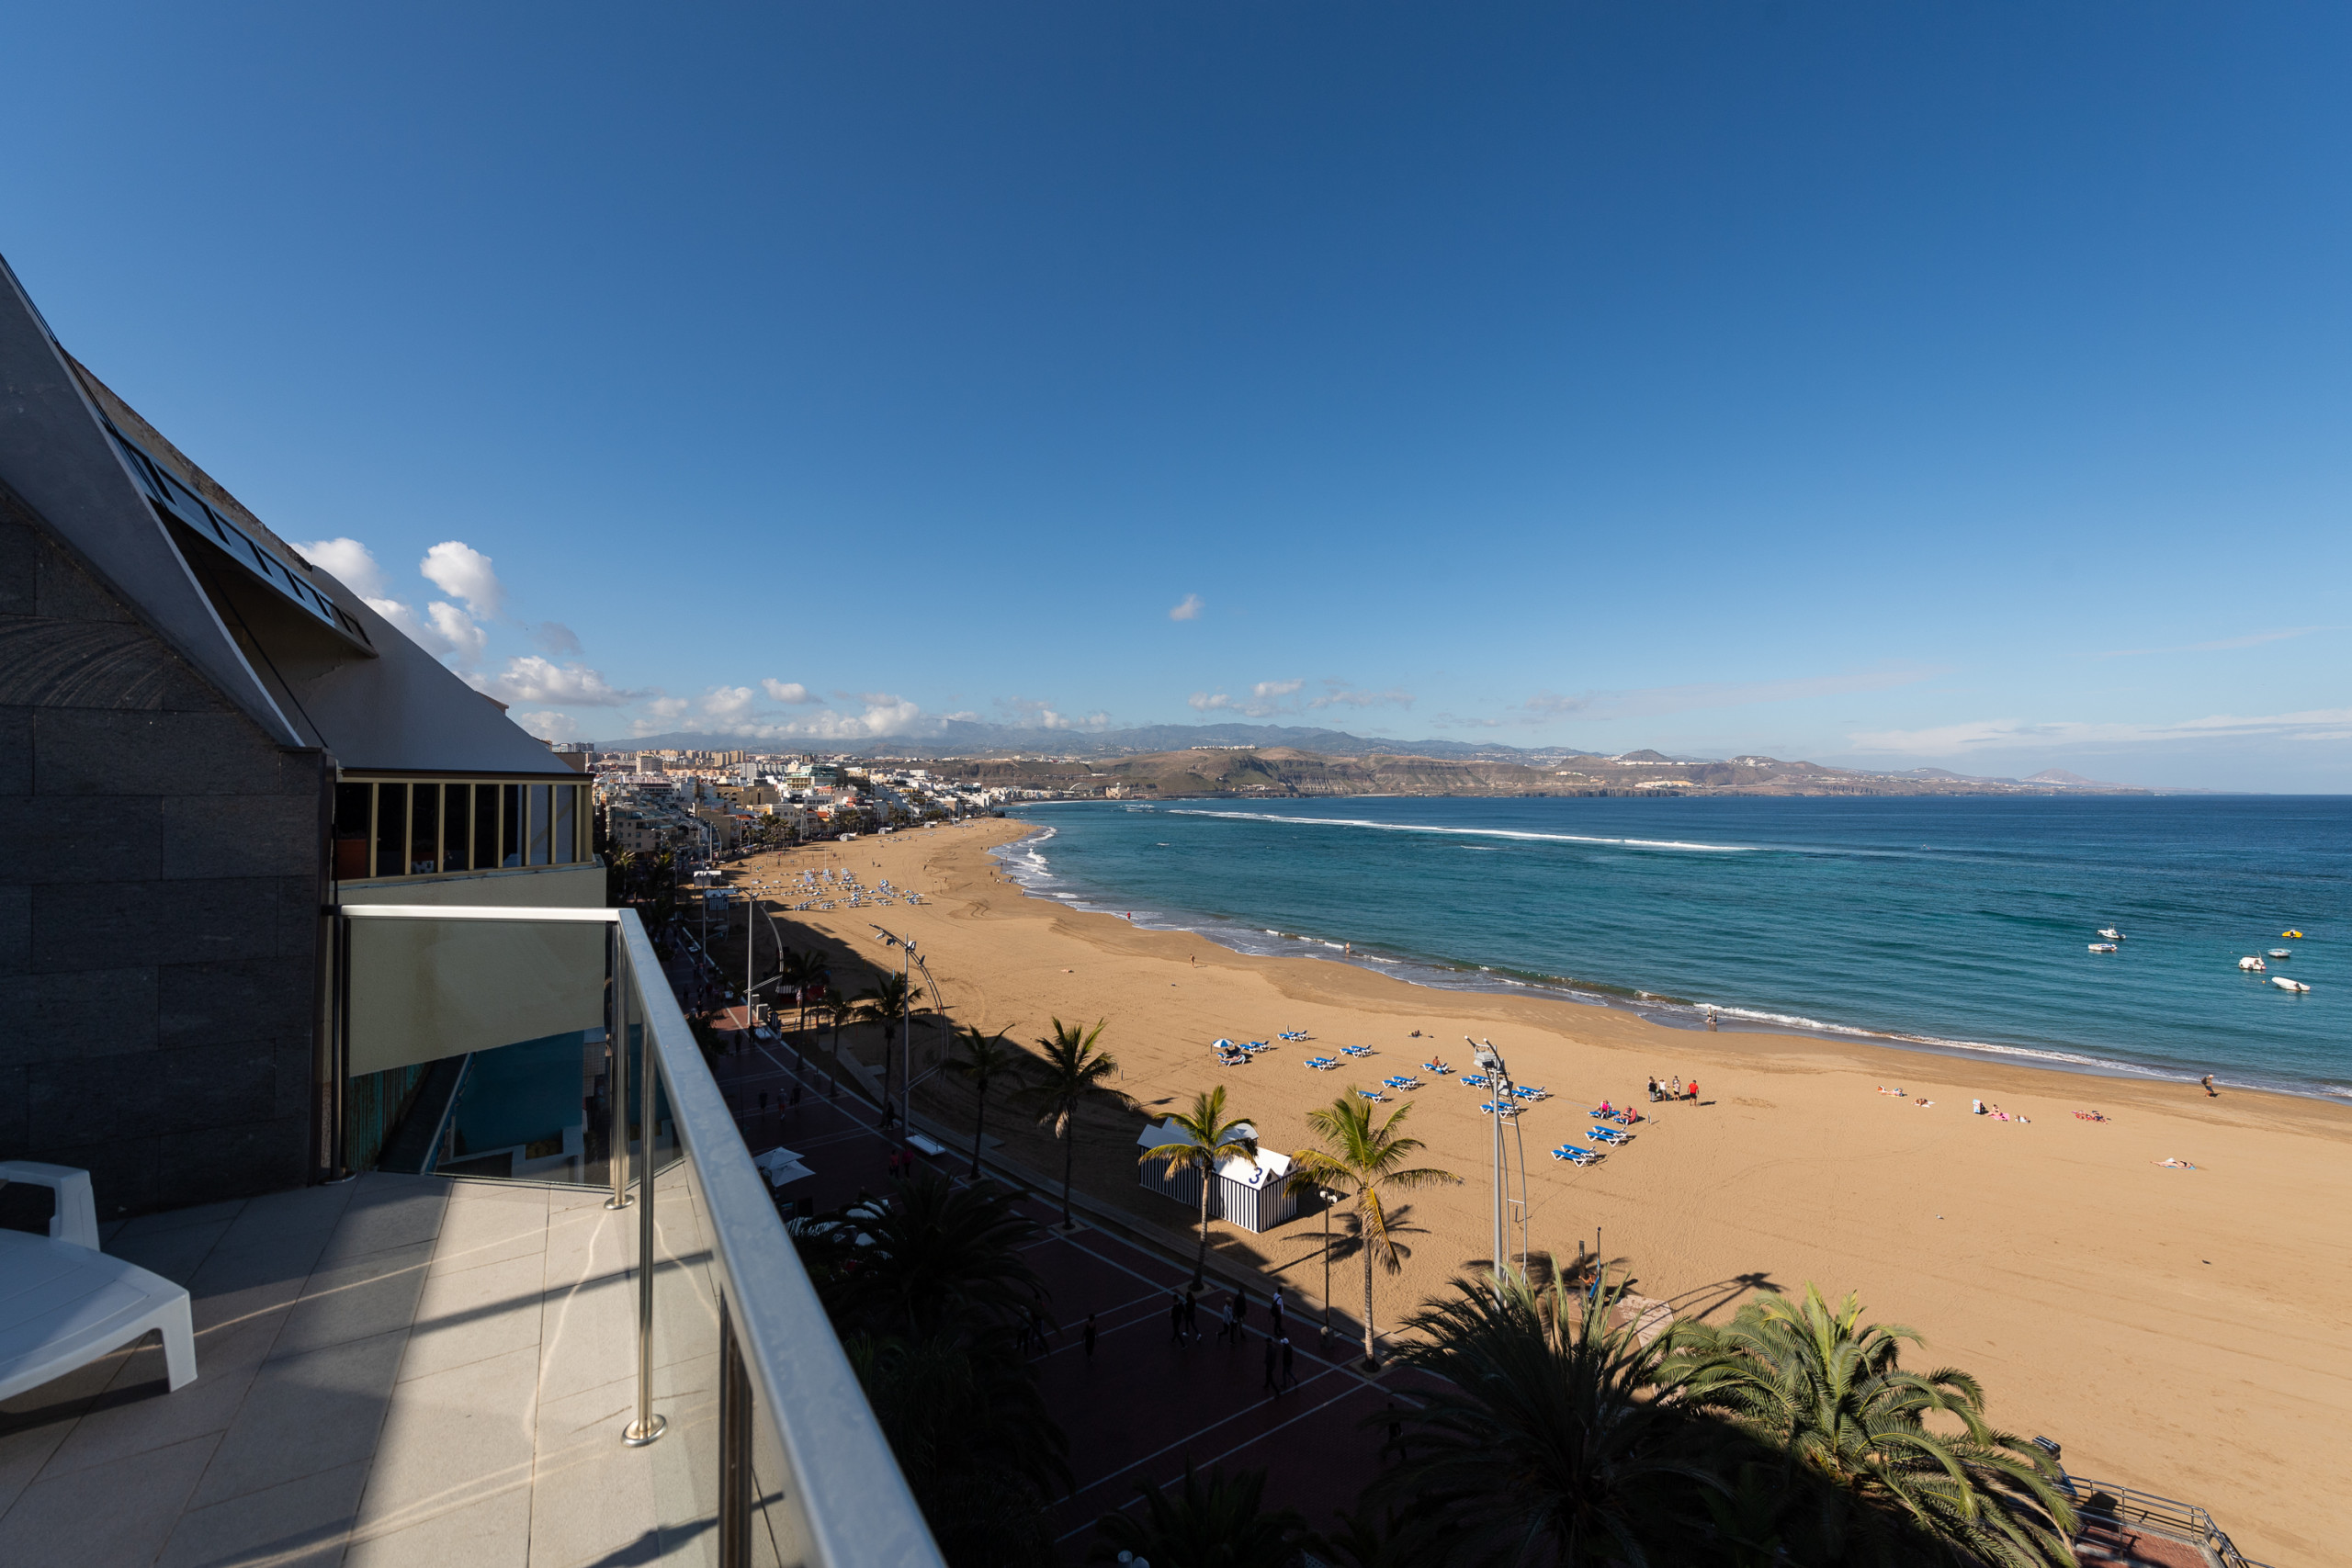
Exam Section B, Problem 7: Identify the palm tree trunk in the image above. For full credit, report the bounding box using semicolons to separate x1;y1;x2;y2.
1059;1125;1076;1230
1362;1241;1378;1369
970;1082;986;1179
1193;1161;1211;1290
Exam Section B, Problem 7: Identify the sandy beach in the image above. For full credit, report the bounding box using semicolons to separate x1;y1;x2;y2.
732;818;2350;1562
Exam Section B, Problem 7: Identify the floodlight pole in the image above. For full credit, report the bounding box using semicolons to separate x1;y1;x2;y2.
871;925;919;1150
1469;1036;1509;1300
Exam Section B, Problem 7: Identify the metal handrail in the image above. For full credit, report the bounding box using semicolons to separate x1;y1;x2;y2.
340;903;944;1566
2062;1475;2275;1568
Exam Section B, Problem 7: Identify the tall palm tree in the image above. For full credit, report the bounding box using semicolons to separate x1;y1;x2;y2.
1139;1085;1258;1291
1386;1267;1724;1567
1090;1463;1305;1568
1286;1094;1456;1368
777;947;827;1032
801;1167;1048;1339
947;1024;1022;1179
1666;1284;2077;1566
1017;1018;1125;1230
853;971;923;1131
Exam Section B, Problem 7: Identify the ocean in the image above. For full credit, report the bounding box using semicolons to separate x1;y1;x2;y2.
995;795;2349;1100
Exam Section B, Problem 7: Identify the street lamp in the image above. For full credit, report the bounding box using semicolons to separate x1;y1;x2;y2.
1319;1186;1340;1349
869;924;933;1149
1469;1035;1513;1299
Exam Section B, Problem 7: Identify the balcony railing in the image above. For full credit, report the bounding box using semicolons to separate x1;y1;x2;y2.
337;903;944;1568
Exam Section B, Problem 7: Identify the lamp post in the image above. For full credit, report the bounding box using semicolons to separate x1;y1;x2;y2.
870;924;926;1150
1469;1035;1510;1299
1319;1186;1340;1348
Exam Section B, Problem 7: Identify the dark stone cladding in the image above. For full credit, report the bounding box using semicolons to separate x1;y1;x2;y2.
0;488;324;1216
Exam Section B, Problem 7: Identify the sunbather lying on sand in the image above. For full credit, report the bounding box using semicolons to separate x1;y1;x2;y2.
2153;1156;2198;1169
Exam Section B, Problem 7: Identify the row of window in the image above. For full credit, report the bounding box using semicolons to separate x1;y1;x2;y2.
334;778;593;880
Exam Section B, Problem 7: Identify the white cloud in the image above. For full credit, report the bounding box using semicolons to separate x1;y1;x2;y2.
480;656;639;707
1308;682;1413;712
420;541;504;618
645;696;691;719
2095;626;2337;659
1521;670;1935;725
1253;679;1305;699
1189;692;1236;712
1170;593;1204;622
533;621;582;658
702;686;757;721
425;602;487;667
290;537;388;599
516;710;578;742
762;679;820;704
1847;706;2352;756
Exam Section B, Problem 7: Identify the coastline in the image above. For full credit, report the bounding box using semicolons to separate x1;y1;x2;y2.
742;818;2352;1562
997;809;2350;1104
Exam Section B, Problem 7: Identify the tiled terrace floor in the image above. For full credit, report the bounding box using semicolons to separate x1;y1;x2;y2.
0;1174;658;1568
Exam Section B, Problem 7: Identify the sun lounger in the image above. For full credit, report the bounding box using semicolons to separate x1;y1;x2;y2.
1356;1089;1386;1102
0;1162;197;1404
1479;1101;1519;1117
1586;1127;1632;1145
1551;1145;1602;1164
1340;1045;1374;1058
1423;1061;1453;1075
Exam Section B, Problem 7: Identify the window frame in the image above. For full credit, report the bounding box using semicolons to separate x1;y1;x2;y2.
334;774;592;883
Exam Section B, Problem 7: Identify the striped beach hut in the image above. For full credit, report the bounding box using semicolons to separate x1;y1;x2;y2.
1134;1118;1299;1234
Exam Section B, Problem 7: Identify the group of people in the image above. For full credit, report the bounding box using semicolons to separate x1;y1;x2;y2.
1164;1284;1306;1396
1645;1075;1698;1102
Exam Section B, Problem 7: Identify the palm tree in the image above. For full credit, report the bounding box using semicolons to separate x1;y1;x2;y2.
1286;1093;1455;1368
777;947;827;1032
853;971;923;1131
1386;1266;1725;1566
1017;1018;1125;1230
1090;1463;1305;1568
800;1167;1048;1339
1666;1283;2077;1566
1139;1086;1258;1291
947;1024;1022;1179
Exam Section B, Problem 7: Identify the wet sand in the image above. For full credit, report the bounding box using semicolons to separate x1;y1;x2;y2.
730;818;2351;1562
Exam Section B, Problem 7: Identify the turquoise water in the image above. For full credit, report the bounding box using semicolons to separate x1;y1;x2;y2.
998;795;2349;1100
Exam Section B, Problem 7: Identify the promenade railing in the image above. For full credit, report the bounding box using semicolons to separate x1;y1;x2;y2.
2060;1473;2274;1568
336;903;943;1568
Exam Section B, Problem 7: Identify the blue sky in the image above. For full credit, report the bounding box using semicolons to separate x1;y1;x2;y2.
6;3;2347;789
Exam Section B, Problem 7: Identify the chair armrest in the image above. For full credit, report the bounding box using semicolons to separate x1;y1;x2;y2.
0;1161;100;1248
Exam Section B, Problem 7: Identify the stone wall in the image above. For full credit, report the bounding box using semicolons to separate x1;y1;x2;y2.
0;488;324;1216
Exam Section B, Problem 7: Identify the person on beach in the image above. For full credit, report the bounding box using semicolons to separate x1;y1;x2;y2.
1646;1076;1658;1101
1686;1078;1699;1102
2202;1074;2219;1097
1671;1076;1683;1099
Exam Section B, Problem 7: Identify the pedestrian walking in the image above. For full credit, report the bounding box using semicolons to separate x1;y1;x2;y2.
1083;1313;1097;1359
1381;1401;1407;1462
1280;1335;1296;1392
1217;1297;1238;1346
1269;1288;1283;1338
1169;1291;1187;1345
1233;1286;1250;1339
1184;1289;1201;1342
1262;1333;1280;1398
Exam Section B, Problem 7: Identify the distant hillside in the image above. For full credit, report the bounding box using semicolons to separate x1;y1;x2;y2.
603;719;1600;762
902;747;2156;800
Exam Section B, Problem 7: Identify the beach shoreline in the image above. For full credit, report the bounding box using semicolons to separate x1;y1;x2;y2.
994;806;2350;1104
736;817;2352;1562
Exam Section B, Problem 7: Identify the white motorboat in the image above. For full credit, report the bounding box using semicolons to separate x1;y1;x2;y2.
2238;956;2267;972
2098;928;2123;940
2088;942;2119;953
2271;976;2311;993
2267;948;2291;960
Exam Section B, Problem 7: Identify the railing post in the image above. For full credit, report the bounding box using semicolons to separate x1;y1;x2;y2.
625;974;666;1448
605;922;631;1211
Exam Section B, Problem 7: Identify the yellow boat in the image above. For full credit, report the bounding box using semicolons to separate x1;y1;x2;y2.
2283;930;2304;939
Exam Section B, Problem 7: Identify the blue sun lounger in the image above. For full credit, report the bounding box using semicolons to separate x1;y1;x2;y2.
1459;1074;1489;1089
1357;1089;1386;1102
1340;1045;1374;1058
1552;1145;1602;1165
1586;1126;1632;1145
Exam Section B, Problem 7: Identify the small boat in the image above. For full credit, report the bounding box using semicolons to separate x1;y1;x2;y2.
2282;930;2304;939
2271;976;2311;993
2268;948;2291;960
2098;928;2123;940
2238;956;2267;972
2088;942;2119;953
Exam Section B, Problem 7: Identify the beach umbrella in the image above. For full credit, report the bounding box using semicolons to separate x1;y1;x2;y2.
1213;1038;1234;1049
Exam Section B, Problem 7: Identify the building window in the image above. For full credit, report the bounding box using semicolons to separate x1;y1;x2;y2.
375;783;408;879
334;777;591;882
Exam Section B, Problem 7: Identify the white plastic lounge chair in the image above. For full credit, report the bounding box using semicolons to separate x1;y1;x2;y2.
0;1161;197;1403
